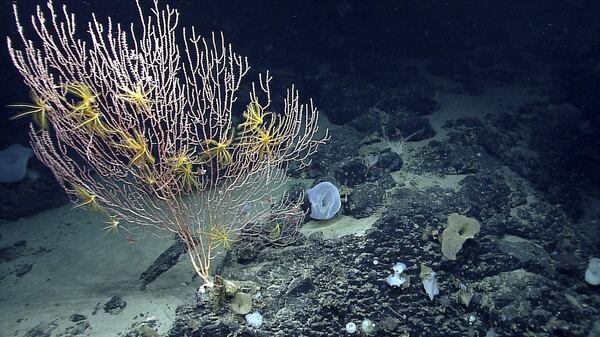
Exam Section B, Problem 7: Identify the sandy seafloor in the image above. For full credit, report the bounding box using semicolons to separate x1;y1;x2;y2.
0;204;194;336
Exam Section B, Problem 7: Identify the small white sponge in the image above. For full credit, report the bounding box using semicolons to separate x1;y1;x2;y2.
386;262;407;287
585;258;600;286
245;311;263;328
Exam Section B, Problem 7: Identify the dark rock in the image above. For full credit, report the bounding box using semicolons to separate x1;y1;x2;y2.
0;240;28;262
554;253;579;274
140;238;186;290
376;151;403;172
490;101;598;220
451;172;512;219
379;86;439;117
495;235;555;276
25;322;56;337
167;305;233;337
235;245;260;263
285;277;315;297
365;168;396;189
476;269;553;322
487;201;577;245
124;323;161;337
0;160;68;220
350;112;380;134
409;96;439;116
69;313;87;322
412;139;488;175
319;76;380;125
201;322;234;337
345;183;385;219
14;263;32;277
333;158;368;187
365;165;385;182
64;321;90;336
103;295;127;315
306;127;362;180
307;231;324;242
